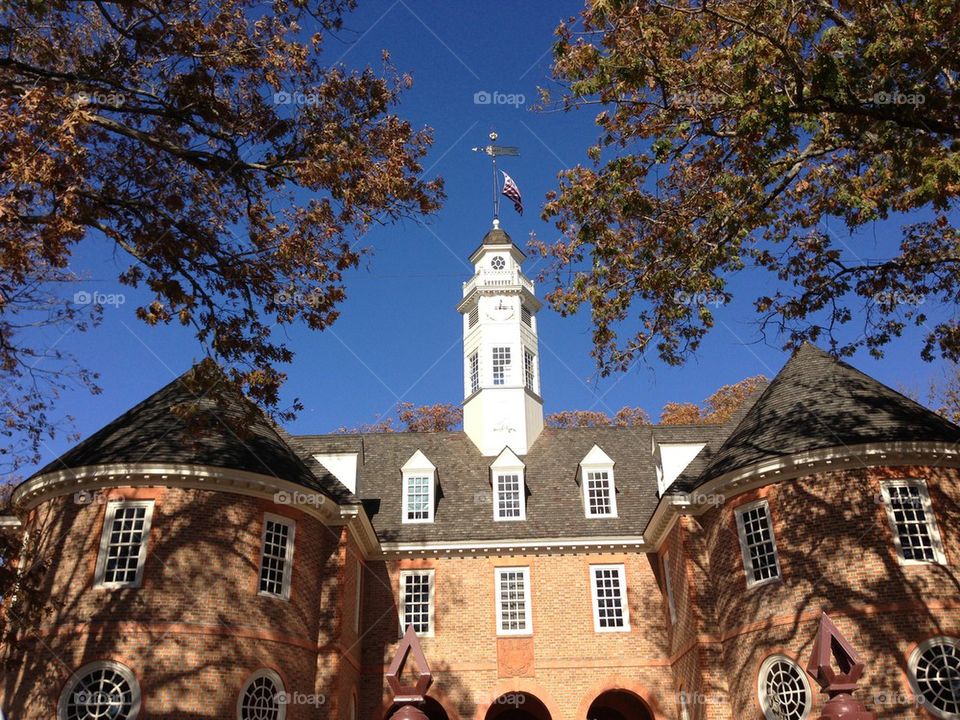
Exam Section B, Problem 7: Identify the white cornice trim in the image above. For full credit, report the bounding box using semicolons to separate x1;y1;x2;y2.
378;534;647;557
645;441;960;551
12;463;345;524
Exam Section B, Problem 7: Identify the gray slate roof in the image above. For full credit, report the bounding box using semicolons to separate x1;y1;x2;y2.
672;344;960;491
27;364;353;503
294;426;704;543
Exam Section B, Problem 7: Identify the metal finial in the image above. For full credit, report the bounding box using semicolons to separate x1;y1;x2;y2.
471;134;520;225
489;131;498;142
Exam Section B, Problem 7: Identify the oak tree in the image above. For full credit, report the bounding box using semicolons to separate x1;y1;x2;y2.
536;0;959;374
0;0;443;475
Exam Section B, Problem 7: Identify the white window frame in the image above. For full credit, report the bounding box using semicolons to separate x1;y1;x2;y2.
582;467;618;518
880;478;947;565
258;513;296;600
402;473;435;523
94;500;155;589
399;569;435;637
523;349;536;392
662;552;677;625
908;636;960;719
735;499;782;589
495;566;533;636
757;654;812;720
468;350;480;395
590;563;631;632
237;668;286;720
492;346;511;386
58;660;142;720
493;471;526;521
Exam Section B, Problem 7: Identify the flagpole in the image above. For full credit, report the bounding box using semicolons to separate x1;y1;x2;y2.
492;148;499;223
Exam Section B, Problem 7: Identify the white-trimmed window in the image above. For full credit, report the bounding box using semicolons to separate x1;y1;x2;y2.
909;636;960;718
881;479;946;564
523;349;536;391
735;500;781;588
757;655;811;720
258;514;295;599
237;668;285;720
469;351;480;394
590;564;630;632
58;660;141;720
401;450;436;524
492;346;510;385
494;473;524;520
495;566;532;635
399;569;435;636
662;552;677;625
95;500;154;589
580;445;617;518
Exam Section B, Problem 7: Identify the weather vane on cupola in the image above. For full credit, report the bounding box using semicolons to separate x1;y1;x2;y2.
472;131;523;228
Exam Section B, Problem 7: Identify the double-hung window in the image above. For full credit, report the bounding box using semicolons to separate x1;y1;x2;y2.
735;500;781;588
258;513;295;599
95;500;154;588
494;473;524;520
492;346;510;385
399;569;435;636
468;351;480;395
523;349;536;391
402;450;437;523
580;446;617;518
662;552;677;625
495;566;532;635
590;564;630;632
881;479;946;564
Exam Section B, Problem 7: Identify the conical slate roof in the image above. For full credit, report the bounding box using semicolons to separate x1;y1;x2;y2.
679;344;960;490
28;363;350;501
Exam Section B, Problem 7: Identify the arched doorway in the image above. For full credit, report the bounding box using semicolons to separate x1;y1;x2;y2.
484;691;552;720
587;690;654;720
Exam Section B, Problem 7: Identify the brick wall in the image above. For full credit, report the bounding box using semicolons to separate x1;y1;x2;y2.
682;464;960;720
359;551;676;720
1;485;344;719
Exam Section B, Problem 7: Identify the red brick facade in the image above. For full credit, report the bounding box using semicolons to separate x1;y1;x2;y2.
4;461;959;719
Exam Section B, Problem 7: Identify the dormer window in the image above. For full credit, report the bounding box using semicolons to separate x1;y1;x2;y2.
401;450;437;524
491;448;526;521
580;445;617;518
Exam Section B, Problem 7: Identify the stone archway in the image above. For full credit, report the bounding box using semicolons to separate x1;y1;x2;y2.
484;691;552;720
586;690;654;720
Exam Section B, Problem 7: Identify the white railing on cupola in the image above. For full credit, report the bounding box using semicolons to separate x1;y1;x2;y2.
462;269;535;297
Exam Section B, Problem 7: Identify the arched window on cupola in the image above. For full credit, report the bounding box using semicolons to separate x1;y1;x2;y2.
579;445;617;518
401;450;437;523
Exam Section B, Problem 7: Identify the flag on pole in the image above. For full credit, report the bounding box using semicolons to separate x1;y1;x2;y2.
500;171;523;216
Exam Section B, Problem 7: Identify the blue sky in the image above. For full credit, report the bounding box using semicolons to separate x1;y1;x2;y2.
16;0;956;477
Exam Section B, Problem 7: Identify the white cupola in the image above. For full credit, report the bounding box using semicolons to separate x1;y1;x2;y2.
457;221;543;456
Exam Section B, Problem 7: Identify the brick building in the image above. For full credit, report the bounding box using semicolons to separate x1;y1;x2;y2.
4;222;960;720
